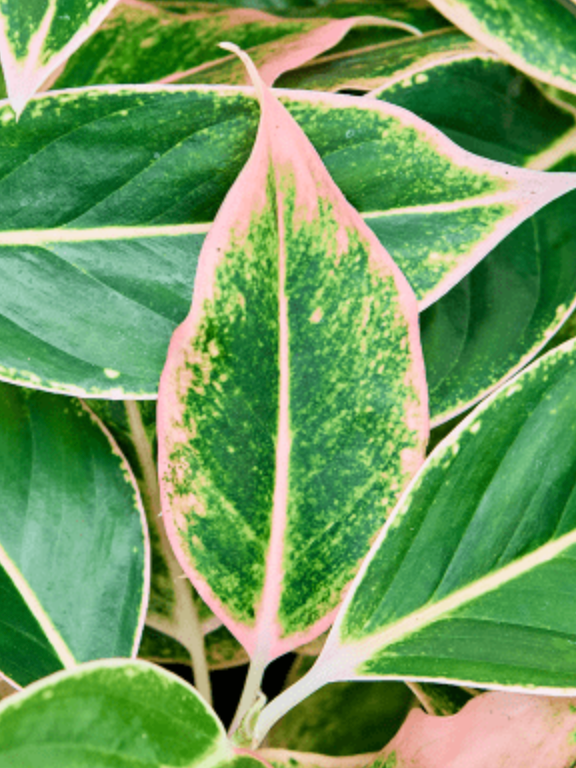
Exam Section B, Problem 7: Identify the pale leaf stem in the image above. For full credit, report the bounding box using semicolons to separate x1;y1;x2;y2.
124;400;212;705
229;653;268;737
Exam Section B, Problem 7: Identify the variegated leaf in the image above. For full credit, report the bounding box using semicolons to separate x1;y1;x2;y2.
259;693;576;768
157;50;428;670
366;41;576;425
278;28;476;94
254;337;576;743
426;0;576;96
0;0;120;115
0;384;149;688
157;15;421;88
423;185;576;425
0;86;574;397
0;659;269;768
376;691;576;768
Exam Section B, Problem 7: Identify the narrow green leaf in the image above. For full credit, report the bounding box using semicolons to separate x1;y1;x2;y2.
157;52;428;664
255;337;576;740
0;0;120;115
0;85;573;397
0;659;267;768
0;384;149;687
426;0;576;95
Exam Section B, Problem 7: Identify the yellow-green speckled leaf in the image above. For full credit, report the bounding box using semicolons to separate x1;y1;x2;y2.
157;53;428;669
254;337;576;742
0;0;120;115
426;0;576;95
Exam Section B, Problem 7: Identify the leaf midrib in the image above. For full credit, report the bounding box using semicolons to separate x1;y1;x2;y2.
346;526;576;664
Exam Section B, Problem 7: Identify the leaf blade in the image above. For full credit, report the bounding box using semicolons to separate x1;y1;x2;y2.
0;86;574;396
0;659;253;768
255;337;576;739
157;56;428;662
0;384;149;686
0;0;121;115
426;0;576;95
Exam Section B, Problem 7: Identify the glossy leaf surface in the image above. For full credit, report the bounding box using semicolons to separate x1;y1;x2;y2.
278;28;476;93
0;0;120;115
255;337;576;740
367;40;576;424
378;691;576;767
158;53;428;663
55;0;422;90
423;186;576;425
0;384;148;688
0;659;267;768
0;86;573;397
426;0;576;95
370;38;576;168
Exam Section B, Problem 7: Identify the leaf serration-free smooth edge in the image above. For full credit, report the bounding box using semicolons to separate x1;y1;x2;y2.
254;336;576;742
157;50;428;669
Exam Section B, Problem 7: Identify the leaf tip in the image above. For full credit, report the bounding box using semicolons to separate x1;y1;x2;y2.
218;42;265;103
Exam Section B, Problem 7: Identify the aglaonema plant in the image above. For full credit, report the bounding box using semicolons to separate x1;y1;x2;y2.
2;0;576;766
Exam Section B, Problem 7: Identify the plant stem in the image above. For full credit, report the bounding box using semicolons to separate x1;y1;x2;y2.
229;653;268;737
405;682;438;714
250;662;329;747
124;400;212;705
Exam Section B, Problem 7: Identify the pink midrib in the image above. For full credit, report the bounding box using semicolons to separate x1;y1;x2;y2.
250;156;292;666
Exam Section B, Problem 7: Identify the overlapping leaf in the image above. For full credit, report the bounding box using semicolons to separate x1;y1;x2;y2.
157;50;428;667
370;39;576;168
159;17;420;88
426;0;576;96
0;383;149;688
254;337;576;741
367;43;576;424
423;185;576;424
0;85;573;398
259;693;576;768
0;659;268;768
0;0;120;115
277;28;478;93
56;0;415;89
376;691;576;768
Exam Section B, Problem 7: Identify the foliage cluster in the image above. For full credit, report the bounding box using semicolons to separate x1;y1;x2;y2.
1;0;576;765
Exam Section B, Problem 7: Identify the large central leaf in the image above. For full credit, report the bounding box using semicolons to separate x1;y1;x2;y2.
157;54;428;665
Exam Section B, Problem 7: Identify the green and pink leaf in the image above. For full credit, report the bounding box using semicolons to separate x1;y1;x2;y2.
0;0;121;115
157;52;428;666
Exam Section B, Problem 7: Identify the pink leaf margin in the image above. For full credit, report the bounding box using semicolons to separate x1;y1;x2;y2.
158;15;422;87
157;50;428;667
0;0;121;116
